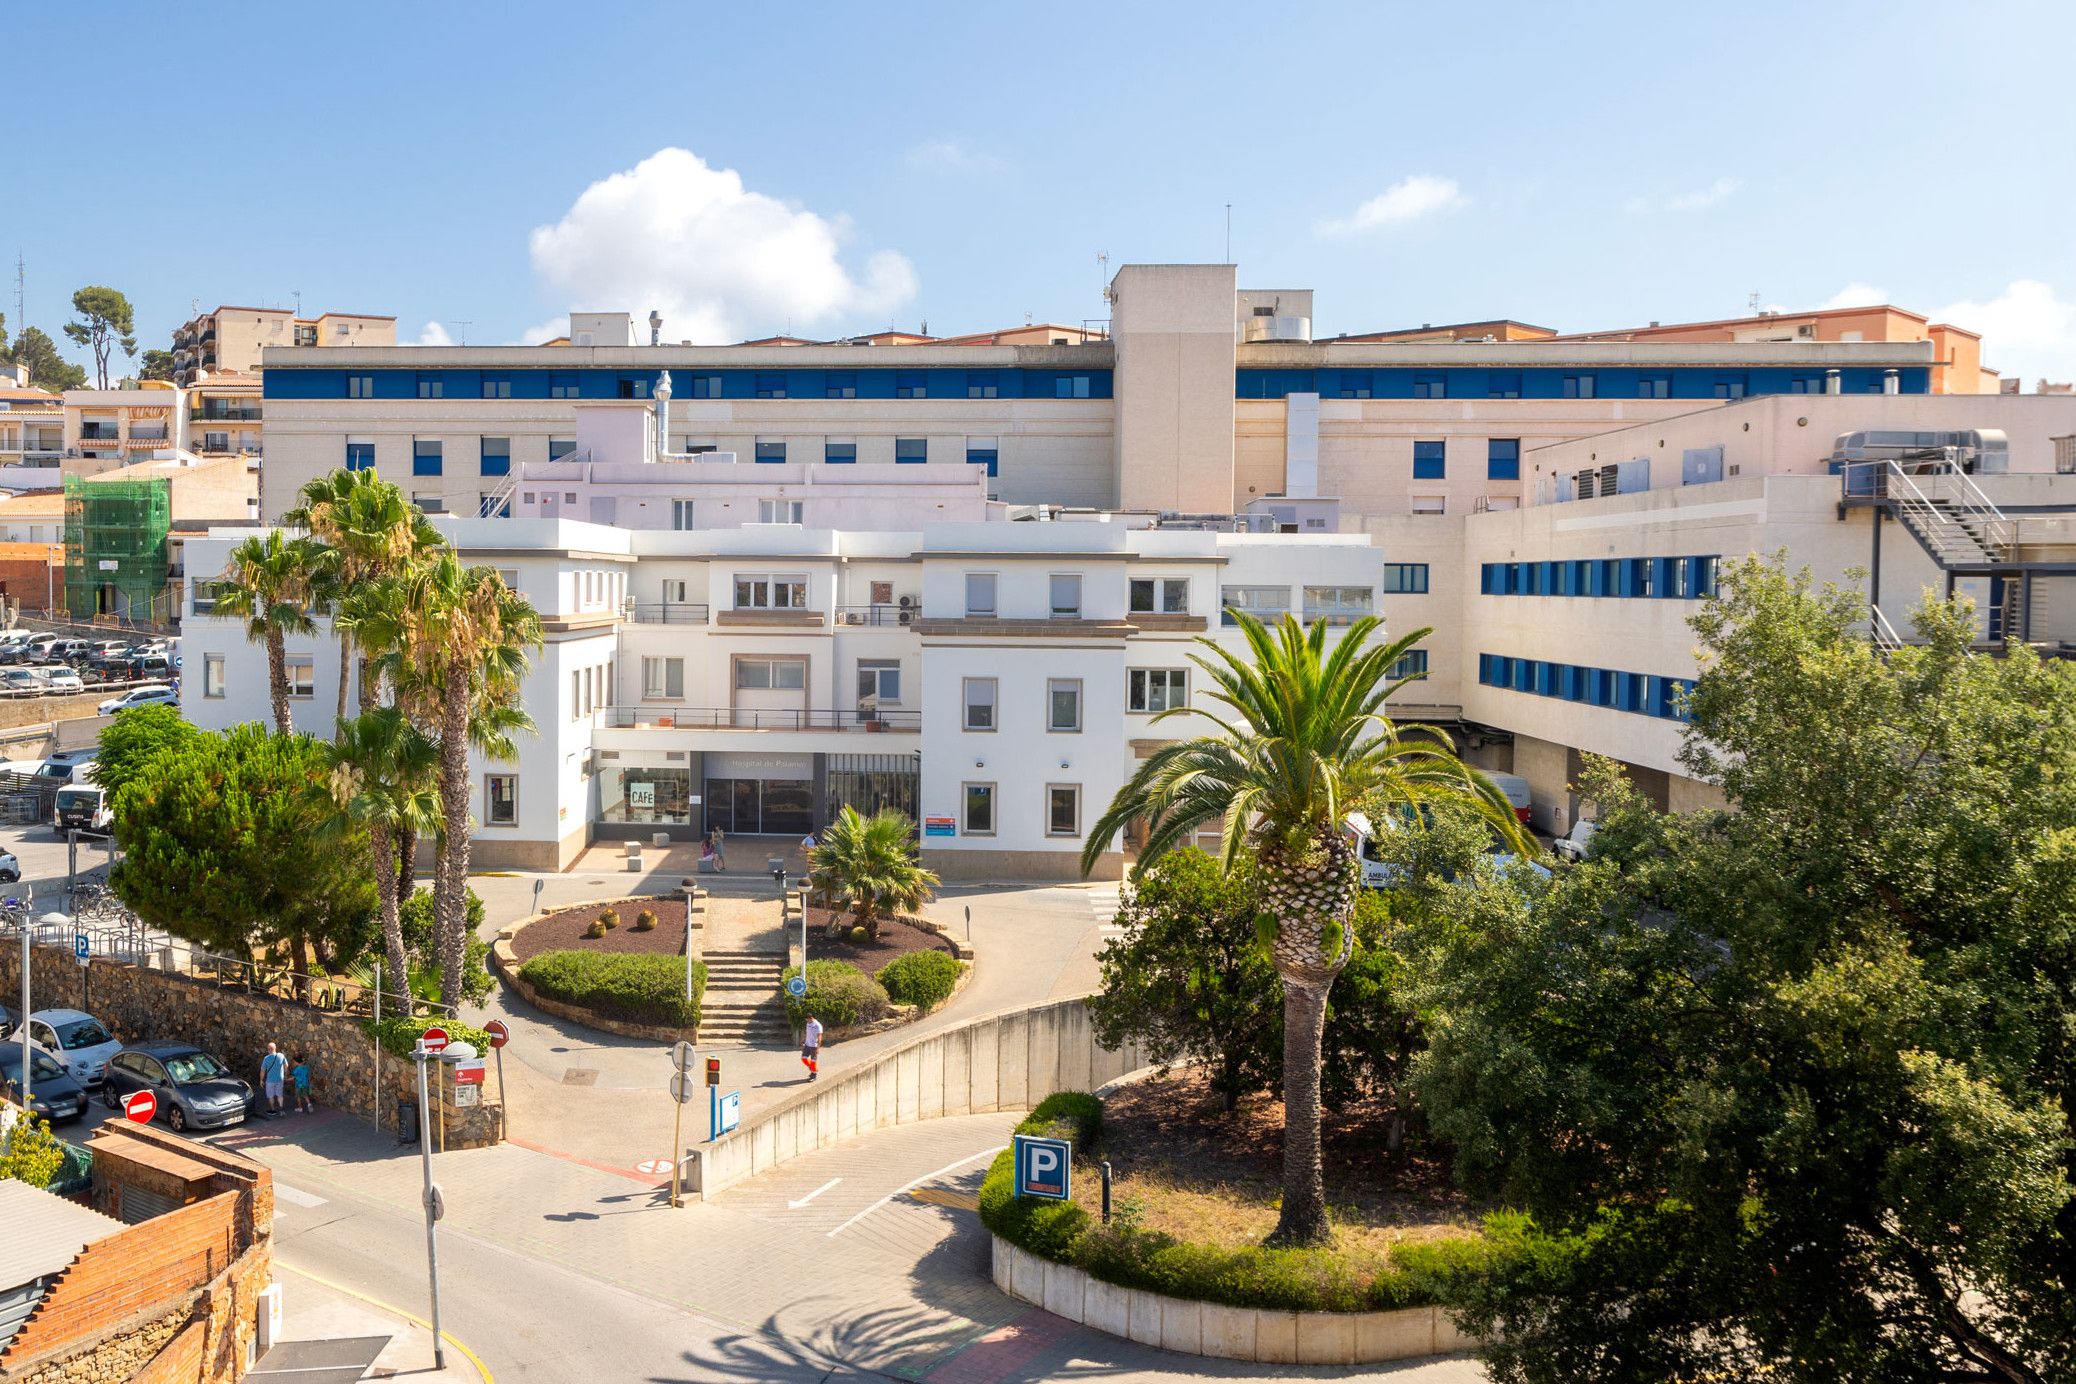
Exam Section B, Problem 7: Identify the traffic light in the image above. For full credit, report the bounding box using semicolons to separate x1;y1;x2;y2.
705;1056;721;1087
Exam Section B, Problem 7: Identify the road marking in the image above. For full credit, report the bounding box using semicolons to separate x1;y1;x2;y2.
273;1182;327;1208
635;1158;673;1176
273;1262;495;1384
787;1177;841;1209
1090;884;1126;937
826;1145;1005;1238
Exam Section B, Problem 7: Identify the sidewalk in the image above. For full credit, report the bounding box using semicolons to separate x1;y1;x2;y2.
267;1260;490;1383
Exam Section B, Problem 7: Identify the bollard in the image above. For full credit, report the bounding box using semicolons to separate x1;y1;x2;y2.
1101;1159;1113;1224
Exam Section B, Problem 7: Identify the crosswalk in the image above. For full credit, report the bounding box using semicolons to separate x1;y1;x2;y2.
1089;883;1127;945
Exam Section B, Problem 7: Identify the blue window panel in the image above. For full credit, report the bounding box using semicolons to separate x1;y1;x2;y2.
688;375;721;399
479;440;510;476
1337;371;1372;400
481;375;512;399
1479;563;1498;596
1534;662;1556;696
1694;556;1718;598
345;441;374;472
1412;440;1445;479
1383;563;1429;594
1488;371;1522;400
825;442;857;464
1558;664;1582;701
1637;374;1671;399
1488;438;1521;481
549;374;578;399
755;442;786;464
615;376;650;399
1387;649;1427;680
966;446;998;477
1511;659;1535;693
895;437;928;464
1513;562;1533;595
1412;373;1447;399
966;371;999;399
416;374;444;399
1713;375;1748;400
754;373;787;399
895;371;928;398
1788;376;1825;394
412;440;442;476
825;372;857;399
347;374;374;399
1550;561;1571;597
1054;374;1092;399
1561;374;1596;399
1477;654;1494;686
1652;557;1677;597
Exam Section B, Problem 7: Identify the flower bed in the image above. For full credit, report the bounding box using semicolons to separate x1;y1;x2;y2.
516;950;706;1033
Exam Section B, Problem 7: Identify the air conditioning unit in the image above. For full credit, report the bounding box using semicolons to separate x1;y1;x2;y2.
1797;324;1817;338
898;609;914;626
898;595;915;609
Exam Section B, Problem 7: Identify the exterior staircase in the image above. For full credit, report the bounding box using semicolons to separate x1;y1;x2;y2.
697;949;792;1047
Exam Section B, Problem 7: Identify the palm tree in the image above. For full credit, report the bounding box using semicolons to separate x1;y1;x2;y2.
1082;612;1531;1247
806;806;941;939
215;531;322;736
286;469;438;728
312;707;440;995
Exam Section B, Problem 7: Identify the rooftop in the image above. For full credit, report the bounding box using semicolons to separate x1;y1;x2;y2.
0;1177;118;1292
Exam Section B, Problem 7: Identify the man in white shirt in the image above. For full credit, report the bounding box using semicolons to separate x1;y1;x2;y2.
801;1014;823;1081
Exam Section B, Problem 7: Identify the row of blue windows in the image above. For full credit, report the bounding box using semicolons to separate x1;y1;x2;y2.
1480;555;1719;599
281;367;1115;403
380;437;999;476
1479;654;1696;721
1410;438;1522;481
1237;366;1928;401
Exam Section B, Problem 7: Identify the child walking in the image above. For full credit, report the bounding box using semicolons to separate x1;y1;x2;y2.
292;1053;313;1113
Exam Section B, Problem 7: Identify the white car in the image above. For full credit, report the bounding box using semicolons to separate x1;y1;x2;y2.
0;849;18;883
13;1008;122;1087
99;683;178;716
1552;818;1599;863
34;666;83;695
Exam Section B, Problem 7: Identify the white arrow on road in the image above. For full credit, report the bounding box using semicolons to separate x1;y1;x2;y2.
787;1178;842;1210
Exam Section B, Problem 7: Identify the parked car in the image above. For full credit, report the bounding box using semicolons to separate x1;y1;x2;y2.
100;1042;257;1132
53;780;111;836
11;1008;122;1087
46;638;91;663
0;848;19;883
35;665;83;695
0;667;45;694
1552;818;1599;863
99;683;178;716
0;1042;89;1124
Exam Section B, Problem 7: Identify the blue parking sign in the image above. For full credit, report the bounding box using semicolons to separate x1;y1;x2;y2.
1013;1134;1071;1201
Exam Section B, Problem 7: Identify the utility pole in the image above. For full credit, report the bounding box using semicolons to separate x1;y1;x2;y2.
413;1042;447;1371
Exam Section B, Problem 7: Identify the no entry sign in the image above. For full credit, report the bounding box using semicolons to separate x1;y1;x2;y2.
123;1090;157;1124
419;1026;449;1055
482;1020;510;1050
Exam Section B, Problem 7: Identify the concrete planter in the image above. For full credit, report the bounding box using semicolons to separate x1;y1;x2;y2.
491;931;694;1042
989;1235;1480;1365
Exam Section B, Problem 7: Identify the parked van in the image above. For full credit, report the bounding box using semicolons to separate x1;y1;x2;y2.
34;748;98;784
53;774;111;836
1483;772;1533;825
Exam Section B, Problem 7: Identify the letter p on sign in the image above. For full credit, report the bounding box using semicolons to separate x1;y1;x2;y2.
1013;1134;1071;1201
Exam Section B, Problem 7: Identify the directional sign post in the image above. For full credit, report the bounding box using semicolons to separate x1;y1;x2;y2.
122;1089;156;1125
482;1019;510;1141
668;1041;695;1209
419;1026;449;1055
1013;1134;1072;1201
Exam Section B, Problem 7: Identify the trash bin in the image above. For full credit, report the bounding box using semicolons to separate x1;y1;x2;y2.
397;1098;419;1144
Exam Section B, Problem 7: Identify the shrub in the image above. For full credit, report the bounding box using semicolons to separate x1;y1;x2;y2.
395;888;494;1004
780;959;890;1030
877;949;964;1012
632;910;657;932
0;1114;66;1189
363;1014;495;1060
518;950;706;1028
849;926;867;942
598;908;620;930
584;920;607;940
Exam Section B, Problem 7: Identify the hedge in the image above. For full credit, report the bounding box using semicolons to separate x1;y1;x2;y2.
516;950;706;1028
978;1090;1505;1314
781;959;891;1029
876;949;964;1012
364;1014;496;1060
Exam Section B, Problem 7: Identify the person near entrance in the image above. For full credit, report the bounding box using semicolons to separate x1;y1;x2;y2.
707;826;727;870
801;1014;823;1081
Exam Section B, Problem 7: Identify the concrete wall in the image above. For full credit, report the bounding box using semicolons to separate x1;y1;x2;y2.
688;995;1144;1199
1111;265;1238;513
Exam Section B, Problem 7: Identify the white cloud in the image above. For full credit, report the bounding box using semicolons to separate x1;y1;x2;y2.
906;137;1002;173
1626;176;1739;214
1933;279;2076;384
1818;282;1888;310
526;147;918;345
1316;175;1465;237
413;321;454;347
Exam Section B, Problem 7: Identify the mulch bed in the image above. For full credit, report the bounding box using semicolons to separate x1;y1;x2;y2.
509;896;691;964
805;907;957;974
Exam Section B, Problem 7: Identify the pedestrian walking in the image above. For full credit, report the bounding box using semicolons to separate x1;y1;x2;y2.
260;1042;287;1117
708;825;727;870
801;1013;823;1081
292;1052;313;1113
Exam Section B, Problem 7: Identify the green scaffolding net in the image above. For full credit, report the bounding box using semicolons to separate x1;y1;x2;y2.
63;475;172;623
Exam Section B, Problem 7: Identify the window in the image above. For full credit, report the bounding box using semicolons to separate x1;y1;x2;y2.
480;437;510;476
413;493;447;513
481;375;512;399
1049;573;1082;619
963;782;995;835
755;441;786;464
895;371;927;399
688;375;721;398
1412;373;1447;399
734;574;809;609
549;374;578;399
757;499;804;523
1637;374;1671;399
736;657;806;690
1221;584;1290;624
824;441;857;464
1562;374;1596;399
966;444;998;476
1713;376;1747;400
1487;438;1520;481
1487;371;1522;399
754;373;786;399
671;499;695;531
857;660;901;706
416;374;444;399
641;656;684;700
895;437;927;465
1387;649;1429;680
1054;375;1092;399
824;373;856;399
413;439;442;476
548;438;575;460
616;376;649;399
485;774;517;826
1411;495;1446;516
286;655;315;700
347;374;374;399
203;653;225;698
1303;585;1373;624
1337;371;1372;399
1046;784;1080;837
966;371;999;399
1129;577;1189;614
497;568;520;590
963;677;997;731
1382;563;1429;594
1047;678;1082;732
1412;440;1445;480
1128;668;1187;713
964;573;996;617
345;440;374;472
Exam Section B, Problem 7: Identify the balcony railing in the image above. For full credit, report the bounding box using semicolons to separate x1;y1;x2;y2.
627;601;709;624
598;705;920;732
834;602;921;627
190;405;262;422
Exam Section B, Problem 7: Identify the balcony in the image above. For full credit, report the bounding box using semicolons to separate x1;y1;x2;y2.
190;404;262;422
598;705;920;732
713;606;823;628
627;601;709;625
834;602;921;627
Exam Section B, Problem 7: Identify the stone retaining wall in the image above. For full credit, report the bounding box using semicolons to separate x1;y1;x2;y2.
989;1236;1477;1365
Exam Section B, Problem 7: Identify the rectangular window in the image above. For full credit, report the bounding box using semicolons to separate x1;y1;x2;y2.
615;376;649;399
823;372;856;399
1713;376;1747;400
966;445;998;476
1412;440;1445;480
1049;573;1082;619
1046;784;1080;837
1221;584;1291;625
671;499;695;531
1411;495;1446;515
688;375;721;398
286;655;315;700
203;653;225;698
736;657;806;690
1128;577;1189;614
416;374;444;399
1337;371;1372;399
965;572;996;617
1054;375;1092;399
1637;374;1671;399
1412;373;1447;399
1788;376;1822;394
757;499;804;523
1487;438;1521;481
1561;374;1596;399
1387;649;1429;681
1047;678;1082;732
857;660;901;706
966;371;999;399
1382;563;1429;594
963;782;995;835
963;677;997;731
1487;371;1522;399
548;373;578;399
754;441;786;464
481;375;512;399
895;371;927;399
480;437;510;476
485;774;518;826
754;373;787;399
548;438;576;460
733;574;810;609
824;441;857;464
641;656;685;700
894;437;928;464
1303;585;1374;624
1128;668;1187;713
346;374;374;399
413;439;443;476
345;440;374;472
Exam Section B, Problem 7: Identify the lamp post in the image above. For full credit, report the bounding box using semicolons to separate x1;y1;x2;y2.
412;1039;447;1371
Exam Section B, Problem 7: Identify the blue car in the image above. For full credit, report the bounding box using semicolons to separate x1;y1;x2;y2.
0;1042;88;1124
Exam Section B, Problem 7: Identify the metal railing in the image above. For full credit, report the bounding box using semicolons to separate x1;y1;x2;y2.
1840;460;2015;564
1868;605;1905;653
834;603;921;627
598;704;921;732
627;601;709;625
190;405;263;421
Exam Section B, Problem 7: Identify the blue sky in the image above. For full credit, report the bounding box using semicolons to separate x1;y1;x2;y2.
11;1;2076;379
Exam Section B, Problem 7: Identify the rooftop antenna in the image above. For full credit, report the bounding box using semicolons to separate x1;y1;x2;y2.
1748;291;1761;314
452;320;472;345
1097;251;1110;307
12;254;22;336
293;290;303;317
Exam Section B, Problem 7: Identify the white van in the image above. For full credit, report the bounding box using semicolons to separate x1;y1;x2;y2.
54;772;112;836
1482;772;1533;825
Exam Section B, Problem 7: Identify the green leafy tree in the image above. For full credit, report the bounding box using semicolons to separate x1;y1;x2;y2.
63;286;137;390
391;886;492;1005
137;348;177;382
1412;559;2076;1383
7;326;86;392
1084;613;1531;1246
0;1114;65;1189
805;805;940;940
93;703;200;799
215;531;322;735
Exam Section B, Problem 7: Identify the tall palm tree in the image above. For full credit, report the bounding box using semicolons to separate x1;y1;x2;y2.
215;531;322;736
312;707;440;993
286;469;438;728
1082;612;1531;1247
806;806;940;939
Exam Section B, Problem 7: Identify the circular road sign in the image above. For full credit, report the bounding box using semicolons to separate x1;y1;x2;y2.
635;1158;673;1176
420;1026;450;1055
785;975;807;998
483;1019;510;1050
670;1040;698;1069
667;1072;698;1105
122;1090;157;1124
